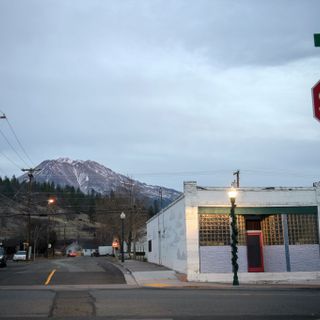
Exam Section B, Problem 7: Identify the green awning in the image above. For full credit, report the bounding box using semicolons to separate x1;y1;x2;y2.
198;206;318;215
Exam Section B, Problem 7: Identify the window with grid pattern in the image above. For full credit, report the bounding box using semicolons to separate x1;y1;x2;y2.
199;214;230;246
288;214;319;245
199;214;246;246
237;215;246;245
261;214;284;245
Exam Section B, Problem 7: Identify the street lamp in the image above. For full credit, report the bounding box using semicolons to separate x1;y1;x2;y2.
47;197;56;258
228;188;239;286
48;198;55;205
120;212;126;263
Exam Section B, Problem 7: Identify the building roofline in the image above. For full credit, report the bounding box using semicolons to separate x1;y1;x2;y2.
146;193;185;224
196;186;317;192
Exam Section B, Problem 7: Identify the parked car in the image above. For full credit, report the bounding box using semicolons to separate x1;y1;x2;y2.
13;251;27;261
0;248;7;267
91;249;99;257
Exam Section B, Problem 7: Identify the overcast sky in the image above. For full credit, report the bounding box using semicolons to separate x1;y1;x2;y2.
0;0;319;191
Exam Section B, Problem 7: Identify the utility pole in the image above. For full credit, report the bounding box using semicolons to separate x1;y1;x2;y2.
233;170;240;188
21;168;40;260
159;187;163;210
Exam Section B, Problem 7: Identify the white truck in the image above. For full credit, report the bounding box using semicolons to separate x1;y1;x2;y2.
98;246;113;256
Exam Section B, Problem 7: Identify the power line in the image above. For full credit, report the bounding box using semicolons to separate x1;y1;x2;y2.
0;192;28;211
131;169;232;177
0;126;30;168
0;111;31;168
0;150;22;170
25;168;318;180
241;169;319;179
4;115;34;166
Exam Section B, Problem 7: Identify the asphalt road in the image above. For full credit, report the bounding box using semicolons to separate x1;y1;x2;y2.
0;257;319;319
0;256;125;286
0;287;319;319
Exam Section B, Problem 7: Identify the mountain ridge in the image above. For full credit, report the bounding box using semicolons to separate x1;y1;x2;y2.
19;158;181;204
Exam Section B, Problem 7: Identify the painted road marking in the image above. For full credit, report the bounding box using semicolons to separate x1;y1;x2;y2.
143;283;173;288
45;269;56;286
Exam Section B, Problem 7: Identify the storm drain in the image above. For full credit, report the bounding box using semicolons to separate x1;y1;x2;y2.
50;291;95;317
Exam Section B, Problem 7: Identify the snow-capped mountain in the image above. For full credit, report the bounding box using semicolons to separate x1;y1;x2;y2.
20;158;181;204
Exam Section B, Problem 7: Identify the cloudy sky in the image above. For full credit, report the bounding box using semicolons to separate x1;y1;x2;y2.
0;0;319;191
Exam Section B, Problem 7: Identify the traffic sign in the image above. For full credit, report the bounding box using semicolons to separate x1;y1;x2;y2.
312;80;320;122
112;240;119;248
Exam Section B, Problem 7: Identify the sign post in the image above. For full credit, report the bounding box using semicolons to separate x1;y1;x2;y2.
312;81;320;122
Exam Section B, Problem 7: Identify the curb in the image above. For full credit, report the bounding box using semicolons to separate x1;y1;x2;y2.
105;258;139;286
104;258;320;289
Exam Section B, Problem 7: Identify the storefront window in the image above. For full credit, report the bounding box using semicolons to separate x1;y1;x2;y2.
288;214;319;245
199;214;246;246
261;215;284;245
199;214;230;246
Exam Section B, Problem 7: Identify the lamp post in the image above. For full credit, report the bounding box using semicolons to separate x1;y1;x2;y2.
47;197;55;258
120;212;126;263
228;188;239;286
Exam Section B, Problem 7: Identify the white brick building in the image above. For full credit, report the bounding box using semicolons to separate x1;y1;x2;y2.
146;181;320;283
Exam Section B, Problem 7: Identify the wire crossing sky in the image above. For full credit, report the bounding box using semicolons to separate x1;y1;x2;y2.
0;0;319;191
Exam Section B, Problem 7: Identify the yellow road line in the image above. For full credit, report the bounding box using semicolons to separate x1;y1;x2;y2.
143;283;173;288
45;269;56;286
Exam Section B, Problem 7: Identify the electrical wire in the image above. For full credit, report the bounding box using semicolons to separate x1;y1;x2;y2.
23;167;319;180
4;116;34;166
0;126;29;167
131;169;232;177
0;150;22;170
241;169;319;179
0;192;28;211
0;111;34;173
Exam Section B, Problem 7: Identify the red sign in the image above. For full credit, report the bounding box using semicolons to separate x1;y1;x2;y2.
112;241;119;248
312;80;320;122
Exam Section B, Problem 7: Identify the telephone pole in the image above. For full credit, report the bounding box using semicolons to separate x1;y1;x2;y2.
159;187;163;210
233;170;240;188
21;168;40;260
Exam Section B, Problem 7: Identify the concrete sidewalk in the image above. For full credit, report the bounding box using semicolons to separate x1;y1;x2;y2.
110;258;184;287
110;258;320;289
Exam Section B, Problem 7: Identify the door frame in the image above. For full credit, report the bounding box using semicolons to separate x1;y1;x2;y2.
246;230;264;272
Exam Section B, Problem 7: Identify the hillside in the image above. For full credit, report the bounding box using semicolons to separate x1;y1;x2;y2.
20;158;181;206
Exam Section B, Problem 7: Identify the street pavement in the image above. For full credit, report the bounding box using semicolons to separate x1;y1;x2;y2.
0;256;319;318
0;256;126;288
0;287;319;319
111;257;320;289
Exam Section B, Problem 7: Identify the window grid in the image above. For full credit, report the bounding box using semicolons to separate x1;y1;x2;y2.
261;215;284;245
199;214;230;246
237;215;246;245
288;214;319;245
199;214;246;246
199;213;319;246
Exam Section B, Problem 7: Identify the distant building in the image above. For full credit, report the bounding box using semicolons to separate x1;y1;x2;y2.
147;181;320;282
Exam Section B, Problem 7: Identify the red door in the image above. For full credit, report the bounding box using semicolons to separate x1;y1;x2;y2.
246;231;264;272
